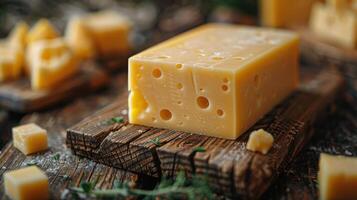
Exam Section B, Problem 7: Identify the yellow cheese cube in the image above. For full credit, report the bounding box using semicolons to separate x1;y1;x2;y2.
246;129;274;154
319;153;357;200
27;19;59;45
310;2;357;48
27;38;79;90
12;123;48;155
129;24;299;139
65;17;96;59
0;43;24;82
4;166;49;200
84;10;132;57
9;21;29;50
260;0;319;28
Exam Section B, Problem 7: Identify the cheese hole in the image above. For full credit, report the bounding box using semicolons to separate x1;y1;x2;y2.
199;88;205;92
176;83;183;90
160;109;172;120
152;68;162;78
217;109;224;117
222;85;229;92
176;64;183;69
197;96;209;109
177;101;182;105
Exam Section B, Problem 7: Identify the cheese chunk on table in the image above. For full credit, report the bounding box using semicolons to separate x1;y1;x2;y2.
310;1;357;48
4;166;49;200
246;129;274;154
129;24;299;139
260;0;318;28
27;38;78;90
319;153;357;200
12;123;48;155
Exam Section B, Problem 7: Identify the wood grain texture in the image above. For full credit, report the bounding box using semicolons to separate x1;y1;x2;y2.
67;66;344;199
0;61;109;113
0;74;139;200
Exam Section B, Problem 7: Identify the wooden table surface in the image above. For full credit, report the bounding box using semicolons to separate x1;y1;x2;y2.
0;68;356;199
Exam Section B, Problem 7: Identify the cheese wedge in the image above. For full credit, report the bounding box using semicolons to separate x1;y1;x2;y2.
129;24;299;139
65;17;96;59
12;123;48;155
27;38;78;90
4;166;49;200
83;10;132;57
27;19;59;45
319;153;357;200
260;0;318;28
310;2;357;48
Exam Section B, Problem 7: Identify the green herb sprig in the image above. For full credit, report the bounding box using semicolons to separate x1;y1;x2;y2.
69;171;213;200
104;116;124;125
149;137;161;146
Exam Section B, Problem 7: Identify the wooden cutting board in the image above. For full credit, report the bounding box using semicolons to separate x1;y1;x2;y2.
0;61;109;113
66;66;344;199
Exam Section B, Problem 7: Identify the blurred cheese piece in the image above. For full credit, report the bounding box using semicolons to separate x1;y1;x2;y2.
260;0;319;28
12;123;48;155
310;1;357;48
27;38;78;90
246;129;274;154
0;43;24;82
9;21;29;50
4;166;49;200
27;19;59;45
128;24;299;139
83;11;132;57
65;17;96;59
319;153;357;200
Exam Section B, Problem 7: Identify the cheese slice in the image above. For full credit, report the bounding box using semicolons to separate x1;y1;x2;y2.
246;129;274;154
310;2;357;48
27;19;59;45
12;123;48;155
83;10;132;57
4;166;49;200
27;38;79;90
260;0;318;28
129;23;299;139
319;153;357;200
65;17;96;59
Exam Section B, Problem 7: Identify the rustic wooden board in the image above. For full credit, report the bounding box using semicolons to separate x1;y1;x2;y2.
0;61;109;113
0;79;140;200
67;66;344;199
298;28;357;67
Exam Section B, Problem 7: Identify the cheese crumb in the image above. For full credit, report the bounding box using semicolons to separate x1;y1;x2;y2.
4;166;49;200
246;129;274;154
12;123;48;155
319;153;357;200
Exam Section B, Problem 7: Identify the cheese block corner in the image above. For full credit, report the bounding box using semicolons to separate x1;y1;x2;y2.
128;23;299;139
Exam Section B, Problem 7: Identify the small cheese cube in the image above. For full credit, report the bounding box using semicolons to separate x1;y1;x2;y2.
0;43;24;82
27;19;59;45
4;166;49;200
12;123;48;155
319;153;357;200
246;129;274;154
9;21;29;50
260;0;318;28
83;11;132;57
129;24;299;139
310;2;357;48
27;38;79;90
65;17;96;59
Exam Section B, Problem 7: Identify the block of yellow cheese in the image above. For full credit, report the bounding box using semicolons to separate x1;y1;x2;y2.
246;129;274;154
129;24;299;139
4;166;49;200
319;153;357;200
83;10;132;57
310;1;357;48
0;42;24;82
27;38;79;90
260;0;319;28
12;123;48;155
65;17;96;60
27;19;59;45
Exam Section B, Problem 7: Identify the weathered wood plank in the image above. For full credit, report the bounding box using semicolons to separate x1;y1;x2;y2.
0;61;109;113
0;76;139;200
67;66;344;198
